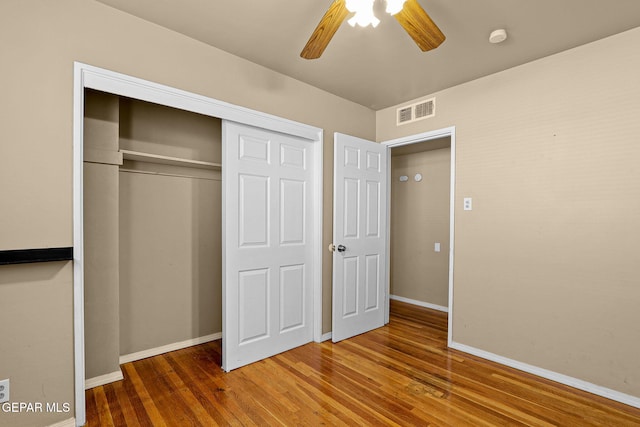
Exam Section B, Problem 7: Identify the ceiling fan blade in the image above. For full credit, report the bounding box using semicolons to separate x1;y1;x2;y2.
300;0;349;59
394;0;445;52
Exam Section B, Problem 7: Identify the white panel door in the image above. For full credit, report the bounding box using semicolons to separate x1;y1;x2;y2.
332;132;388;342
223;121;314;371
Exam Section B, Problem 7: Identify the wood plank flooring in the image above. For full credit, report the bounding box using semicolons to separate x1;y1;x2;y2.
86;301;640;426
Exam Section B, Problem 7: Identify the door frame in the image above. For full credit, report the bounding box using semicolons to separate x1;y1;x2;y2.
73;62;324;426
381;126;456;346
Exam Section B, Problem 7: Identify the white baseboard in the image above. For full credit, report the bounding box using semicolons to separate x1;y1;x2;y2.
390;294;448;313
47;418;75;427
119;332;222;365
85;369;124;390
320;332;332;342
450;341;640;409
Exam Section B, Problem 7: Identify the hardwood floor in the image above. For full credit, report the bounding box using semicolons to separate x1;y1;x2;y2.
86;301;640;426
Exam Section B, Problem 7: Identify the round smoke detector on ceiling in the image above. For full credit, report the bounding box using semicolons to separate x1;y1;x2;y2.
489;29;508;44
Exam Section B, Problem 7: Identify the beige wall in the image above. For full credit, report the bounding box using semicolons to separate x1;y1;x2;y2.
390;144;450;307
0;0;374;424
0;263;74;427
378;27;640;397
119;98;222;164
119;98;221;355
119;171;221;354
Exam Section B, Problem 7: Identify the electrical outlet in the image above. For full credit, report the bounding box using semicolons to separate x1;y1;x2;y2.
0;379;9;403
463;197;473;211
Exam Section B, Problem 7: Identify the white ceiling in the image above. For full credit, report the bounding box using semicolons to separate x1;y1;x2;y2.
94;0;640;109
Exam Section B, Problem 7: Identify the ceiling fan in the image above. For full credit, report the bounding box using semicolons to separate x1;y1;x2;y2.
301;0;445;59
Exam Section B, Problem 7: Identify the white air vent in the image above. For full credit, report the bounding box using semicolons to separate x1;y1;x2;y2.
397;106;413;125
415;98;435;119
396;97;436;126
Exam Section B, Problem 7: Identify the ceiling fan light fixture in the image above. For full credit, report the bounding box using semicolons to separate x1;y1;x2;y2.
385;0;407;15
346;0;380;28
300;0;445;59
347;11;380;28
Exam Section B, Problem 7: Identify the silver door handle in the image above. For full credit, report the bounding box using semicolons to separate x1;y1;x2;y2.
337;245;346;253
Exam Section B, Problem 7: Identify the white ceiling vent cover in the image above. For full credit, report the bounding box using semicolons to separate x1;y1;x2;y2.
396;97;436;126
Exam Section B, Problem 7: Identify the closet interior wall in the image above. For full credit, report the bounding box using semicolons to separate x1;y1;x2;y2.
84;89;121;380
390;137;451;308
84;89;222;383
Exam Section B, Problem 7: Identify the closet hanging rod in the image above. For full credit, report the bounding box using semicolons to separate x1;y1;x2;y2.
120;149;221;170
119;168;221;182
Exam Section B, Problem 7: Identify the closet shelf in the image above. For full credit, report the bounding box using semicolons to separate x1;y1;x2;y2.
120;149;221;170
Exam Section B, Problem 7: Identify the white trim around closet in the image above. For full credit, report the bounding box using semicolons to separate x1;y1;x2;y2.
73;62;324;427
119;332;222;365
84;370;124;390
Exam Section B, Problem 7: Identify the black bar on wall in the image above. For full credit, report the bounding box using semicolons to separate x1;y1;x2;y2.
0;247;74;266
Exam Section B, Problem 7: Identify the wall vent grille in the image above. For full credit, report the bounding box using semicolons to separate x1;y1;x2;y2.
415;99;435;119
396;97;436;126
397;106;413;125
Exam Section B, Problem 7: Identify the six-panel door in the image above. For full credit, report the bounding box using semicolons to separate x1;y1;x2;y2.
223;121;314;371
332;132;388;342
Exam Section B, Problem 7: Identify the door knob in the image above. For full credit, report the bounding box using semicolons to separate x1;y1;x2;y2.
337;244;346;253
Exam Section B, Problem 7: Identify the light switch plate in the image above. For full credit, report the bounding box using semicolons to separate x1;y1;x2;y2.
434;243;441;252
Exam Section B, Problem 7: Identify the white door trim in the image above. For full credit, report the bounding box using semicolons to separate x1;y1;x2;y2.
73;62;324;426
381;126;456;346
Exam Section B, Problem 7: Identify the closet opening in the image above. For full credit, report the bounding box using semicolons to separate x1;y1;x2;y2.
83;89;224;388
